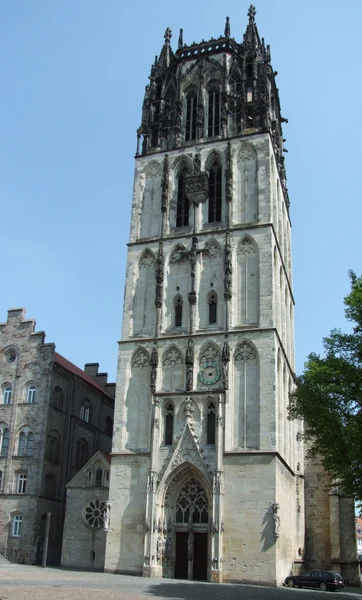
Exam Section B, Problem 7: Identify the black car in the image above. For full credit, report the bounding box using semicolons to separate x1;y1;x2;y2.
284;570;344;591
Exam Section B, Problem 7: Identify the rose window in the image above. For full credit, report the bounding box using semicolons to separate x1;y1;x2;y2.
83;499;107;528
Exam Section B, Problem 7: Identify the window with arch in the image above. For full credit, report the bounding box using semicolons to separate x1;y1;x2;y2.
234;341;259;448
80;400;91;423
95;467;103;487
176;479;208;523
76;438;89;469
208;87;220;137
3;385;12;405
247;87;253;102
46;432;60;462
105;416;113;437
104;470;110;484
11;514;22;537
26;385;36;404
18;431;26;456
164;402;174;446
0;427;9;457
174;295;183;327
44;473;56;498
237;237;259;325
206;401;216;445
185;90;197;141
16;472;27;494
52;386;64;410
18;430;33;457
208;160;222;223
176;168;189;228
208;292;218;324
162;345;184;391
246;59;253;79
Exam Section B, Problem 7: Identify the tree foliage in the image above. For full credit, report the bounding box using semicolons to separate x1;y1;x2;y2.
289;271;362;499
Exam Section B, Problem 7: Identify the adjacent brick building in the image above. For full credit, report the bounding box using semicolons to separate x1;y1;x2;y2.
0;308;115;565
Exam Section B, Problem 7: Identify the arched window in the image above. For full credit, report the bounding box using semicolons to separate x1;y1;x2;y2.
176;169;189;228
80;400;91;423
234;341;259;448
44;473;56;498
46;432;60;462
0;428;9;457
3;386;11;405
208;87;220;137
95;467;102;487
52;387;64;410
164;402;174;446
26;432;33;456
176;479;208;523
18;431;26;456
247;87;253;103
208;292;217;324
185;91;197;141
208;161;222;223
26;385;36;404
174;295;183;327
206;401;216;445
11;515;22;537
105;416;113;437
76;438;89;469
104;470;110;484
237;237;259;325
16;472;27;494
246;59;253;78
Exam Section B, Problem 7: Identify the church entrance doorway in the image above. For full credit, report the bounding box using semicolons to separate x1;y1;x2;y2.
173;478;209;581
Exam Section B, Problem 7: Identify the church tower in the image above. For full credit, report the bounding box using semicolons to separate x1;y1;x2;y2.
105;6;304;585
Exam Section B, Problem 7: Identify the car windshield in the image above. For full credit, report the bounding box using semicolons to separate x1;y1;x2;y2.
333;573;343;580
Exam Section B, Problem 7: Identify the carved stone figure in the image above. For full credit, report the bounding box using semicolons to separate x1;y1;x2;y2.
225;142;233;203
224;231;232;300
155;243;164;308
104;502;111;532
272;503;280;539
222;335;230;390
161;154;169;213
185;337;194;391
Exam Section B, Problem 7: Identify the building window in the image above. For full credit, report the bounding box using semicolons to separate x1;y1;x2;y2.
176;479;208;523
105;416;113;437
176;169;189;228
76;438;89;469
11;515;22;537
18;431;26;456
208;89;220;137
185;91;197;141
80;400;91;423
247;87;253;102
206;401;216;445
165;402;174;446
208;293;217;324
0;428;9;457
46;432;60;462
16;473;27;494
246;60;253;78
208;161;222;223
174;295;183;327
3;386;12;405
26;432;33;456
95;468;102;487
105;470;110;483
52;386;64;410
26;385;36;404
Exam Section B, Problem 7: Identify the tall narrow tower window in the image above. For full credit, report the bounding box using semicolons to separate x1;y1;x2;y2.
165;402;174;445
208;89;220;137
185;92;197;141
206;401;216;445
208;293;217;324
174;296;183;327
208;161;222;223
176;170;189;227
246;60;253;78
247;87;253;103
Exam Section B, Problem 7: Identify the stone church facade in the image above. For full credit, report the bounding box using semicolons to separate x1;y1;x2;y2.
105;7;305;586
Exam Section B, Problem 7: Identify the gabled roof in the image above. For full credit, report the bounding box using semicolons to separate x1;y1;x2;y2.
54;352;114;401
66;451;111;488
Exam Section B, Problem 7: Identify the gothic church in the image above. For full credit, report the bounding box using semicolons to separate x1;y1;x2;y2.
104;6;304;585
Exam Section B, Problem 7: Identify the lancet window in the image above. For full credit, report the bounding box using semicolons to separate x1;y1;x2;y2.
208;161;222;223
176;169;189;228
174;295;183;327
208;292;217;324
206;401;216;445
208;87;220;137
164;402;174;446
185;91;197;142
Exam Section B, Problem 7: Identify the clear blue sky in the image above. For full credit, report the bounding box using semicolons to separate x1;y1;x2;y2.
0;0;361;381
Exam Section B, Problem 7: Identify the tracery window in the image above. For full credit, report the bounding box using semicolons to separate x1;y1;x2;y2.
174;295;183;327
3;386;11;405
164;402;174;446
208;88;220;137
83;499;107;529
208;293;218;325
175;479;208;524
208;161;222;223
206;401;216;445
185;91;197;141
176;169;189;228
26;433;33;456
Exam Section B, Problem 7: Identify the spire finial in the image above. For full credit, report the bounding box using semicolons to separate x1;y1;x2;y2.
224;16;230;38
178;28;183;49
164;27;172;43
248;5;256;21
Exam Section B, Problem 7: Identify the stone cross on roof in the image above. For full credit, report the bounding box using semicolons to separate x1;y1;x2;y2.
164;27;172;42
248;5;256;21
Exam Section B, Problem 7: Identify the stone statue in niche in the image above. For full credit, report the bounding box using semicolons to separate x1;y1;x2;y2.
155;243;164;308
224;232;232;300
222;335;230;390
185;337;194;391
272;503;280;539
104;502;111;532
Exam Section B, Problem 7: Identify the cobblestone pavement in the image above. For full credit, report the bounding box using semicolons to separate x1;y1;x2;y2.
0;564;361;600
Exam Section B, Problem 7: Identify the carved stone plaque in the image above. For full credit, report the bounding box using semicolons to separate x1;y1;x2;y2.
184;173;209;205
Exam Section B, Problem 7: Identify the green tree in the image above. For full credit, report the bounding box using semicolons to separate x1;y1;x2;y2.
289;271;362;500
